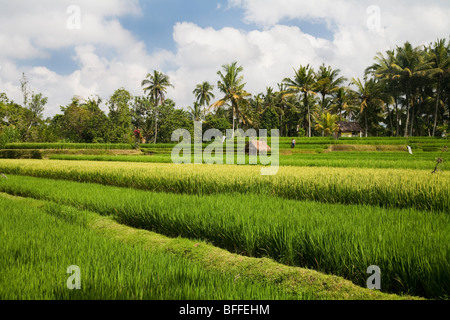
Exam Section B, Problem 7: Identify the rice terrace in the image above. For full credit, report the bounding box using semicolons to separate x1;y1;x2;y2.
0;1;450;311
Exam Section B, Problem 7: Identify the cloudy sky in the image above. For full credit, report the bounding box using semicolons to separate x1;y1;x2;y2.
0;0;449;117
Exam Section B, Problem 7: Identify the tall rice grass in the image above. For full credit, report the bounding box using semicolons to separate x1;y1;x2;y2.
1;175;448;299
48;151;447;171
0;194;308;300
0;159;448;211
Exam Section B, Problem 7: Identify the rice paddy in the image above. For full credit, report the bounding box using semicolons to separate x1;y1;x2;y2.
0;159;448;211
0;138;448;301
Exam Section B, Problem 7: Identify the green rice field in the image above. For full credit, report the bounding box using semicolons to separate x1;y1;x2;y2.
0;137;448;301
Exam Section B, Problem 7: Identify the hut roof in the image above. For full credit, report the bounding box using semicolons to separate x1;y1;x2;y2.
245;140;271;154
337;121;362;132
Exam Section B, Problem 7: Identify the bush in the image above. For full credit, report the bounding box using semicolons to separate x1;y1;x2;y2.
0;150;43;159
0;126;20;149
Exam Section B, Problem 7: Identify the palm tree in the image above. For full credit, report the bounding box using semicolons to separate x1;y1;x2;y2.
428;39;450;136
283;65;317;137
193;82;215;117
188;102;203;122
315;64;347;112
314;112;340;137
391;42;434;137
352;77;385;137
368;49;403;136
141;71;174;144
258;87;284;132
210;62;252;136
329;87;357;121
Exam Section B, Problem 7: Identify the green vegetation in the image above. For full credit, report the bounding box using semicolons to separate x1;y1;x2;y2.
1;37;448;302
47;151;447;171
0;160;448;212
3;143;133;150
2;39;449;147
2;176;444;299
0;194;311;300
1;192;414;300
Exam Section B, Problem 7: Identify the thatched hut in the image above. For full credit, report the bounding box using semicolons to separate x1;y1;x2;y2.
337;121;363;138
245;140;271;155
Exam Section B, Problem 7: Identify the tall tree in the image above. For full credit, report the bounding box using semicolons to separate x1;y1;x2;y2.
107;88;133;143
315;64;347;112
210;62;252;136
188;102;204;122
283;65;317;137
314;112;339;137
142;71;174;144
329;87;357;121
193;81;215;117
19;74;48;141
428;39;450;136
367;49;404;136
352;77;385;137
82;95;110;143
391;42;434;137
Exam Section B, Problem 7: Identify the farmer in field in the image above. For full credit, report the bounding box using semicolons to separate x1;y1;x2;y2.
291;138;296;149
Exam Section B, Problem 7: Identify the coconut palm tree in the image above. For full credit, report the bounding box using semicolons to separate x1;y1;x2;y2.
391;42;434;137
188;102;204;122
367;49;403;136
254;87;285;132
314;112;339;137
329;87;357;121
352;77;385;137
193;82;215;117
283;65;317;137
315;64;347;112
428;39;450;136
141;70;174;144
210;62;252;136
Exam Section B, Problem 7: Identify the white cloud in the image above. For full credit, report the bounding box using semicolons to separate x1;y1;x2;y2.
0;0;170;116
168;0;450;109
166;23;329;109
1;0;449;119
224;0;450;81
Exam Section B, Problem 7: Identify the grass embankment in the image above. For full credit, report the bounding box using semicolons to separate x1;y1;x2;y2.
0;193;409;300
0;159;448;211
48;151;448;171
3;143;133;150
0;175;447;299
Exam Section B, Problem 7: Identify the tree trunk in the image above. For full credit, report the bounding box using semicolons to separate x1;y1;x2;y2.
409;96;415;137
305;93;311;138
232;104;236;138
321;95;325;137
394;96;399;137
404;89;411;138
388;105;394;136
432;80;441;137
322;95;326;113
154;99;159;144
280;113;283;137
365;111;368;138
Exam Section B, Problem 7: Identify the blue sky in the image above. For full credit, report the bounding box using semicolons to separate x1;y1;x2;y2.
123;0;250;51
121;0;334;51
22;0;335;77
0;0;449;117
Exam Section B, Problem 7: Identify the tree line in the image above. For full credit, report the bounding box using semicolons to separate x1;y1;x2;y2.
1;38;449;146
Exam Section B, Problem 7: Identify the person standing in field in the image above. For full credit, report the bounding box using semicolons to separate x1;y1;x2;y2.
291;138;296;149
